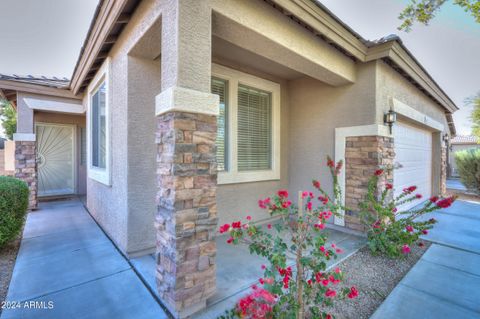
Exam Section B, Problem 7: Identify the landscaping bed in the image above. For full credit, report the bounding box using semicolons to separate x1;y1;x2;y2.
327;239;431;319
0;235;21;315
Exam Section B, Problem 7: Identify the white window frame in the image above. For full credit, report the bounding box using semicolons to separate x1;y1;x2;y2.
87;58;111;186
212;64;281;185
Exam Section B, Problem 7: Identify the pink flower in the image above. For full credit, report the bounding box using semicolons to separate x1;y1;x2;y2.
405;225;414;232
261;264;266;270
322;279;330;286
312;180;321;189
267;224;272;229
302;191;309;198
334;268;341;274
314;223;325;230
415;194;422;199
403;186;417;194
335;248;343;254
219;224;230;233
227;237;234;244
327;159;335;168
277;190;289;198
319;246;326;252
258;197;271;209
422;229;428;235
318;196;329;205
348;286;359;299
386;183;393;190
307;202;313;211
402;244;411;254
246;215;252;221
392;207;398;213
325;288;337;297
307;279;312;286
375;169;384;176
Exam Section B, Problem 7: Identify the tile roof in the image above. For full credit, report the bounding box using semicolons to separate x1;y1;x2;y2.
0;74;70;89
451;135;479;144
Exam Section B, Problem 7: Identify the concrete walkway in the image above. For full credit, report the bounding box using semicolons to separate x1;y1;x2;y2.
372;200;480;319
1;199;167;319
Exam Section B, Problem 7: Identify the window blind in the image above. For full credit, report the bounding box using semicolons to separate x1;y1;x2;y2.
237;84;272;171
211;78;228;171
91;83;106;169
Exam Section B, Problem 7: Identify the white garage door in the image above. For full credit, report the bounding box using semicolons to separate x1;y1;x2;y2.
393;122;432;211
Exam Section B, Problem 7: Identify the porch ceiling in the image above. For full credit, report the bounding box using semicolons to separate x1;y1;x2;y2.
211;1;357;86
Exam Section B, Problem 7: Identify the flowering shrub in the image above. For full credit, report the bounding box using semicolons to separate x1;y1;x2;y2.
218;157;358;319
359;168;456;258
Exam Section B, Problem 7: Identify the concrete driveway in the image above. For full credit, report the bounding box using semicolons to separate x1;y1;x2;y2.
372;200;480;319
0;199;168;319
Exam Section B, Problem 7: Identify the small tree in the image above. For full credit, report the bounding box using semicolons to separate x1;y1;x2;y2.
455;148;480;193
0;99;16;140
399;0;480;31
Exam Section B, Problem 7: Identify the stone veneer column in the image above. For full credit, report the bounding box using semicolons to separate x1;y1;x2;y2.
14;141;37;210
440;144;447;196
155;111;217;318
344;136;394;231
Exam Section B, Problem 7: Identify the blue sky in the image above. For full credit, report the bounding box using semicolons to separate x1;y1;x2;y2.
0;0;478;135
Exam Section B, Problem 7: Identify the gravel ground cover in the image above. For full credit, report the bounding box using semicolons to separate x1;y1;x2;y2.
327;240;431;319
0;236;22;315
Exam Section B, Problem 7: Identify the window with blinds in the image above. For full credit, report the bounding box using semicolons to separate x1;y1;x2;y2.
211;78;228;171
237;84;272;171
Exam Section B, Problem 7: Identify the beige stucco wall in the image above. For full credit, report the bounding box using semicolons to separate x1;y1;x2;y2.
4;140;15;173
35;111;87;195
86;0;163;256
375;60;448;130
288;62;377;216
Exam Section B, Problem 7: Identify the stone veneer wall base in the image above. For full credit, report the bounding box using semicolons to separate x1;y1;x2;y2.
344;136;394;231
155;111;217;318
14;141;37;210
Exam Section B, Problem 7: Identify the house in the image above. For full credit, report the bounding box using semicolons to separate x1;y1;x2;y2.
448;135;479;177
0;0;457;317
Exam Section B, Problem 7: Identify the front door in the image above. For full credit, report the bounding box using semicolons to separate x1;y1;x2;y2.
36;123;75;197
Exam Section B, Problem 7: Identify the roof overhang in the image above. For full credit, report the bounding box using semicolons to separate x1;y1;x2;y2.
0;79;82;100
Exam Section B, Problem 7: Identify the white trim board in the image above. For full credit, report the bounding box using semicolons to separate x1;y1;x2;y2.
334;124;391;226
390;98;444;132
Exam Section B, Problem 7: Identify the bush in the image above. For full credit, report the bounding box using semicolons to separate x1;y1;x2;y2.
455;148;480;193
218;157;358;319
359;168;456;258
0;176;29;247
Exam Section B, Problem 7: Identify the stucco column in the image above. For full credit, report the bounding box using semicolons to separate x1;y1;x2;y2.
14;93;37;210
156;1;219;317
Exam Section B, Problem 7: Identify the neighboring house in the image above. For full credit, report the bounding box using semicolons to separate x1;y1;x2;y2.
449;135;479;177
0;0;457;317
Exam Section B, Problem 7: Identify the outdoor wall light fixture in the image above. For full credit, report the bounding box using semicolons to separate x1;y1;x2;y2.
384;110;397;134
443;133;450;143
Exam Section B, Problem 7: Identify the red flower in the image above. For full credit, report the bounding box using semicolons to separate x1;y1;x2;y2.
418;242;425;247
325;288;336;297
335;248;343;254
429;196;439;203
327;159;335;168
436;196;455;208
386;183;393;190
319;246;326;253
259;278;264;285
314;223;325;230
278;190;289;198
307;279;312;286
375;169;384;176
415;194;422;199
232;221;242;229
307;202;313;211
219;224;230;233
326;315;332;319
315;272;323;283
392;207;398;213
312;180;321;189
267;224;272;229
422;229;428;235
402;244;411;254
261;264;266;270
227;237;234;244
302;191;309;198
282;200;292;208
403;186;417;194
405;225;414;232
322;279;330;286
318;196;329;205
246;215;252;221
348;286;359;299
334;268;341;274
258;197;271;209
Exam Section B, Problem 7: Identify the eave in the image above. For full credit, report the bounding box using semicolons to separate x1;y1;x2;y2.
0;80;82;101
